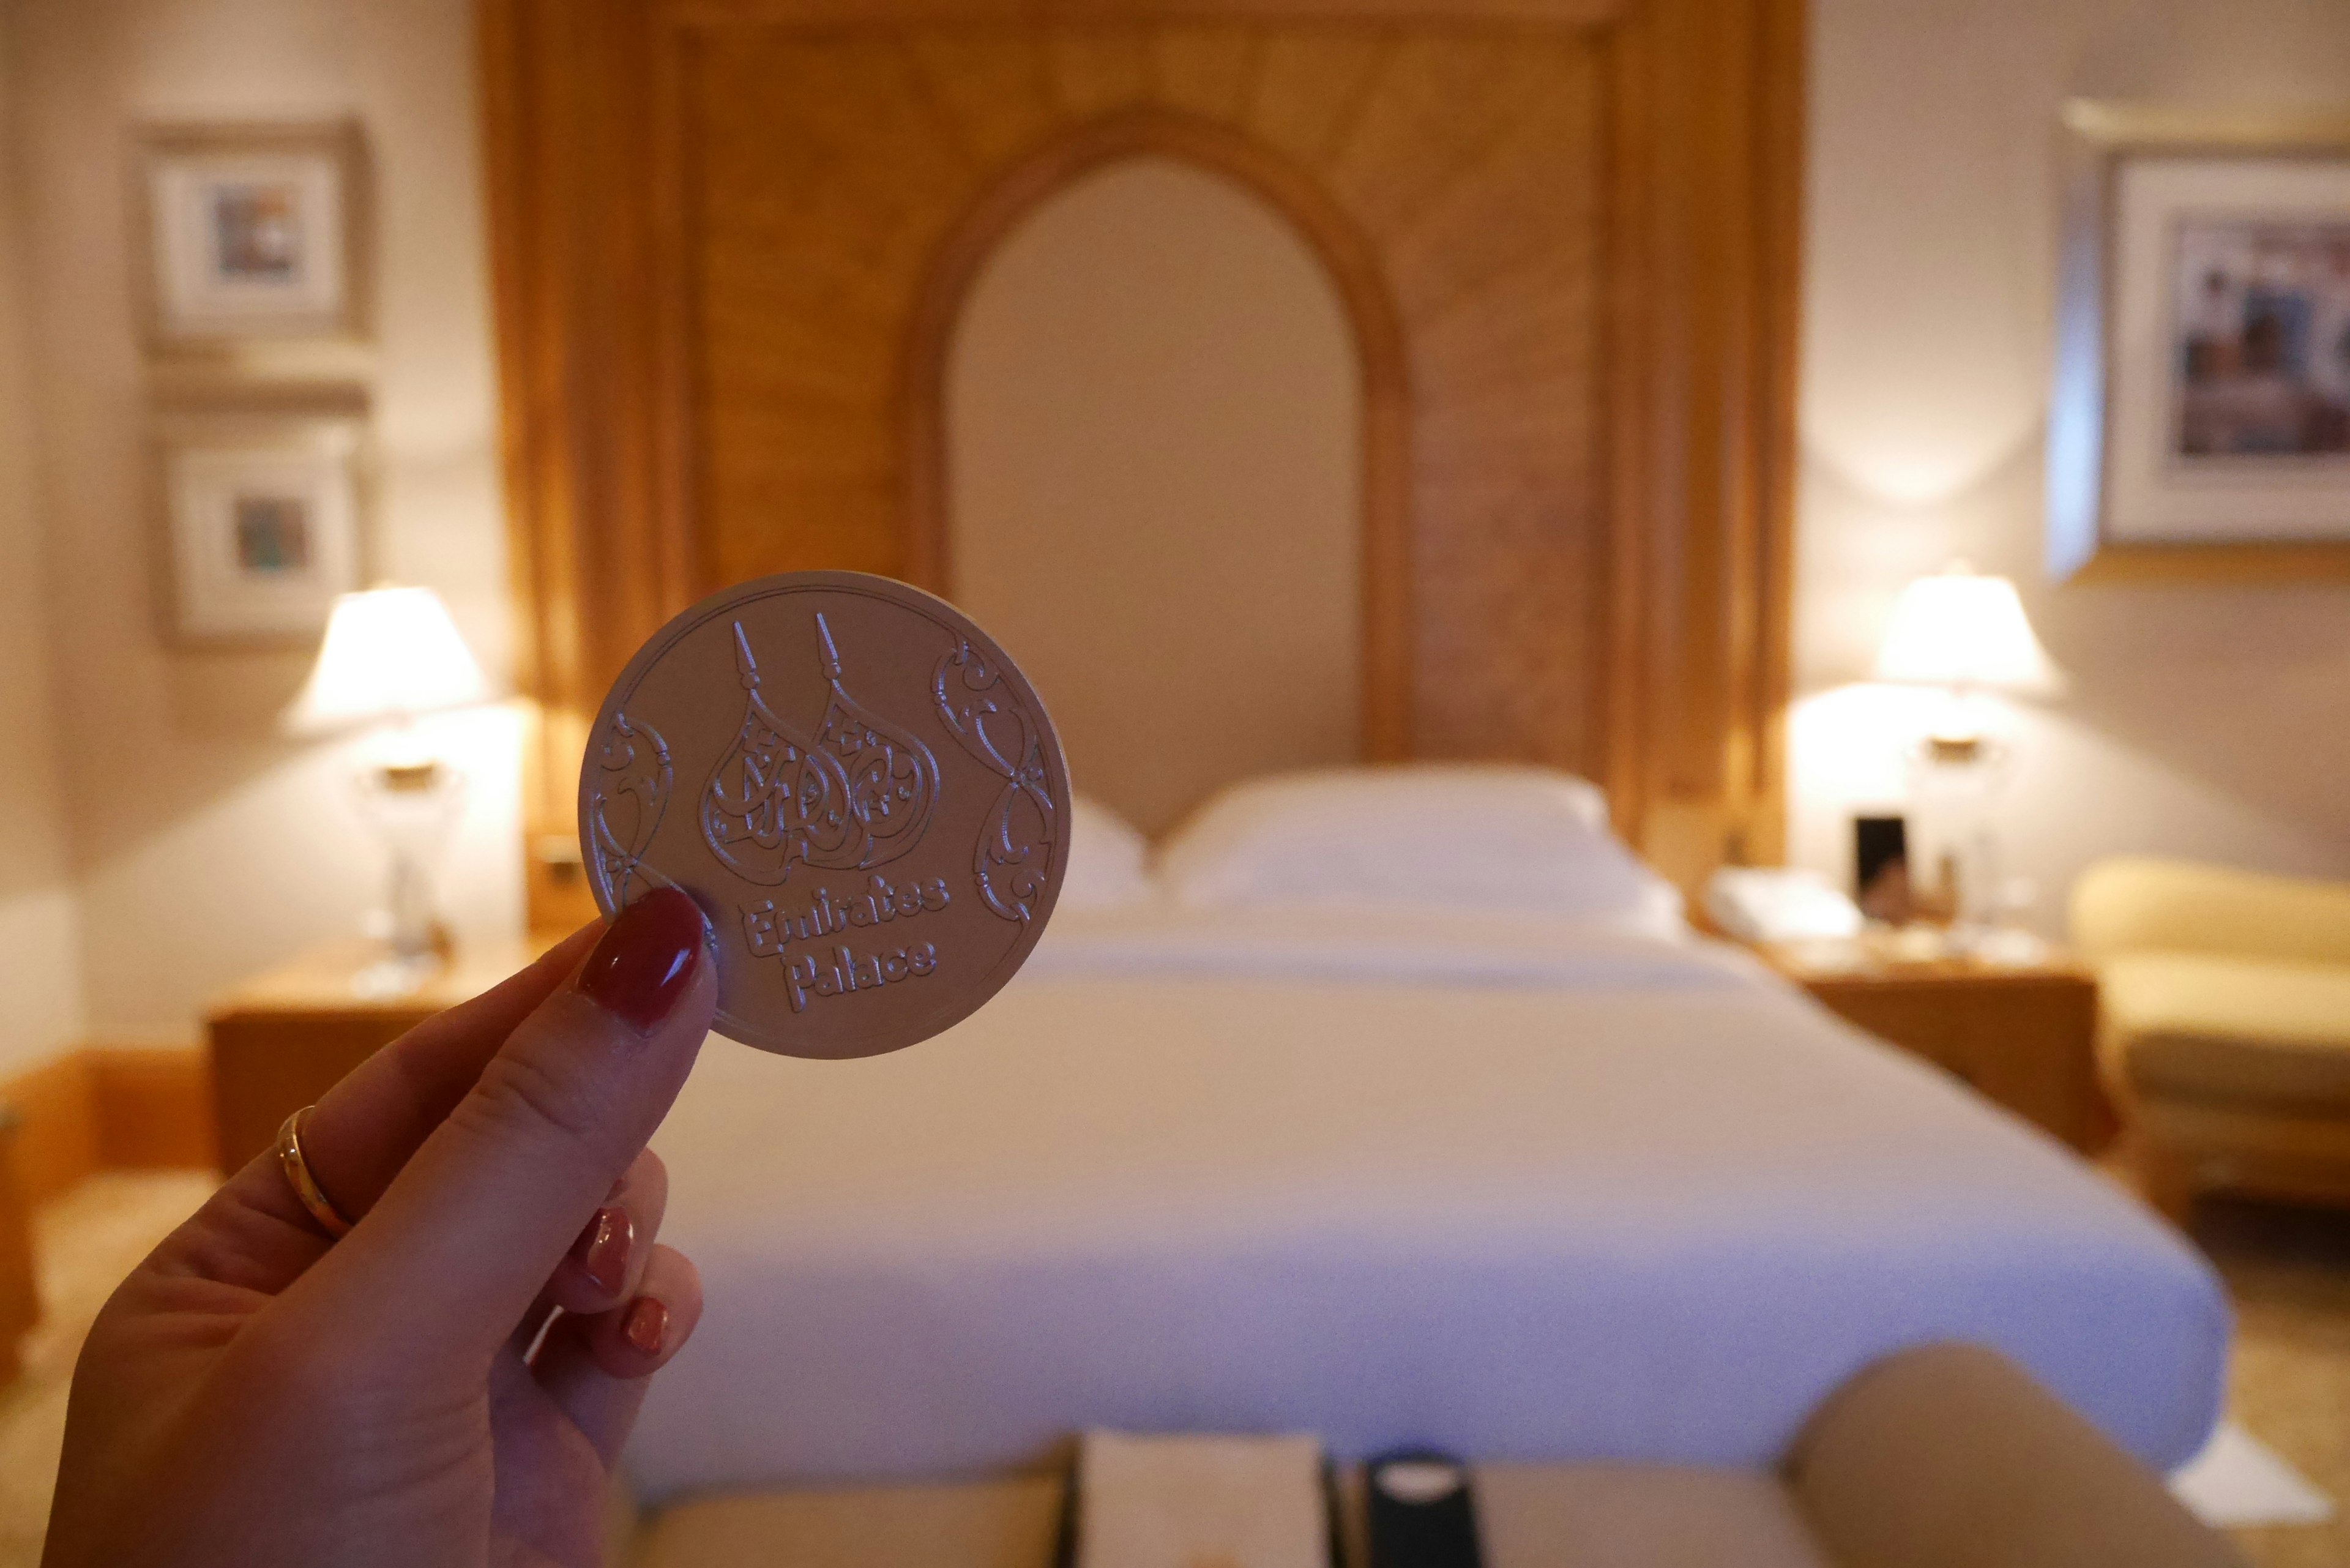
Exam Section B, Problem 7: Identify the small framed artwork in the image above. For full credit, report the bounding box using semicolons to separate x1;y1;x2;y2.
155;416;368;646
135;121;367;346
2048;104;2350;578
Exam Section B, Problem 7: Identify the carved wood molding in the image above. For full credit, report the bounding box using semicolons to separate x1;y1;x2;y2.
687;24;1614;783
901;108;1414;758
482;0;1803;928
660;0;1631;25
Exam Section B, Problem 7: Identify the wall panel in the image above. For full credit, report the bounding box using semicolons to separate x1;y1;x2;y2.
483;0;1803;924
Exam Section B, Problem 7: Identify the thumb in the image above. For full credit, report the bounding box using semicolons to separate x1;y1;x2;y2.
296;887;717;1365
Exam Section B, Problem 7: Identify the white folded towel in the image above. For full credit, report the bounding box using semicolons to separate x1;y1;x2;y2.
1075;1431;1328;1568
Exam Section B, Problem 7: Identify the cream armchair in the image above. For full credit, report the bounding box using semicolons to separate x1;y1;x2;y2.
2073;856;2350;1218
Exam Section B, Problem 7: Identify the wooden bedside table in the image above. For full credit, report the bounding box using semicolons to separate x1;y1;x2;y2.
1754;935;2109;1154
206;936;556;1171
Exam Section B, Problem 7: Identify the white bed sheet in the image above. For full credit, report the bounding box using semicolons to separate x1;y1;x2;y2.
630;908;2227;1499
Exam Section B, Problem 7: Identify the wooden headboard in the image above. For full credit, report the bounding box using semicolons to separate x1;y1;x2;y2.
482;0;1803;932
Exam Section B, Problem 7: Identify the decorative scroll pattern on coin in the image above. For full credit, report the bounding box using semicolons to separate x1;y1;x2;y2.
586;711;674;904
933;640;1055;923
700;621;849;886
808;613;940;872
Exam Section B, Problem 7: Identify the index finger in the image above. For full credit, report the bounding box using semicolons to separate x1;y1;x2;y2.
291;888;715;1367
300;922;608;1219
142;922;611;1293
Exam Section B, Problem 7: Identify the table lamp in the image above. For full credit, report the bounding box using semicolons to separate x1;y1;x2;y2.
1873;562;2061;938
285;585;491;980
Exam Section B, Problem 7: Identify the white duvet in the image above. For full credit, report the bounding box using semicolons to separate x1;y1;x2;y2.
630;908;2227;1499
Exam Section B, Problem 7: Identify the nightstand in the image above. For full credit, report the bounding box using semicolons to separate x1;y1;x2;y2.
1755;935;2109;1154
206;936;555;1171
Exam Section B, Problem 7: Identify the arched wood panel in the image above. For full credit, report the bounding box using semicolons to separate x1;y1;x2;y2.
485;0;1802;931
902;109;1411;762
688;31;1604;783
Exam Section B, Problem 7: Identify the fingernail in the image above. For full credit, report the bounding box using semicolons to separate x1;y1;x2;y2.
572;1206;633;1294
623;1296;669;1356
580;887;705;1031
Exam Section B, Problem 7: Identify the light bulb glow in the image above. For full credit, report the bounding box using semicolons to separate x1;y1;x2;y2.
1873;565;2061;695
284;586;492;736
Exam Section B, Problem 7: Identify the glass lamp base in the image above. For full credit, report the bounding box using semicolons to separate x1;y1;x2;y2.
354;755;465;969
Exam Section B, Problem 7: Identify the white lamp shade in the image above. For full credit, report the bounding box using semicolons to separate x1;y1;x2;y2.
285;585;492;734
1873;566;2062;694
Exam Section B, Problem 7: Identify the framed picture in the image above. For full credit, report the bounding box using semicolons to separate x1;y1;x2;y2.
2048;104;2350;578
155;414;368;646
135;121;368;346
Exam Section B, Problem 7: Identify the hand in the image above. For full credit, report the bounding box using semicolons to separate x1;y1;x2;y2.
42;888;718;1568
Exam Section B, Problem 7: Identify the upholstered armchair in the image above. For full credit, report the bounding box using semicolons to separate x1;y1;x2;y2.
2073;856;2350;1218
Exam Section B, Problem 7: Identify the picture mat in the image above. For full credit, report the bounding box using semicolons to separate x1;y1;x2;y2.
2108;155;2350;542
165;435;360;640
148;149;347;336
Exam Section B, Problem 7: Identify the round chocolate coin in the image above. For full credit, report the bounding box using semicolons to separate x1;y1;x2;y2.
577;571;1069;1058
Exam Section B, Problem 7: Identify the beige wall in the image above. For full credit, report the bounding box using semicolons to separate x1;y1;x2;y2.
1790;0;2350;928
947;157;1362;835
8;0;518;1046
0;20;86;1073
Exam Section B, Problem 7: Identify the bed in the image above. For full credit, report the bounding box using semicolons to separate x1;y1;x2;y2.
627;768;2228;1502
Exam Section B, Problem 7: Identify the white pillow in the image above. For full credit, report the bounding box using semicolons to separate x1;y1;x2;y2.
1156;764;1682;934
1056;793;1157;911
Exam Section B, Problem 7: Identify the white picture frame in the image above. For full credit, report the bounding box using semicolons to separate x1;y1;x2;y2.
157;415;368;647
2048;103;2350;579
136;121;368;346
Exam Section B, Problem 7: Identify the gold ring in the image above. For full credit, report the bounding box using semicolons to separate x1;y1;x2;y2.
275;1106;355;1240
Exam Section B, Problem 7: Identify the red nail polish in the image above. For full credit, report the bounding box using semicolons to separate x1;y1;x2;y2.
580;887;704;1031
623;1296;669;1356
572;1206;633;1294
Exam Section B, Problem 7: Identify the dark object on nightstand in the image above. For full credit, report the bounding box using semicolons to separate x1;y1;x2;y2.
1853;816;1911;924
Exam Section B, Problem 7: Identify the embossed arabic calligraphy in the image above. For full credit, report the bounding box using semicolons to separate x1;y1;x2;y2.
700;616;942;885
